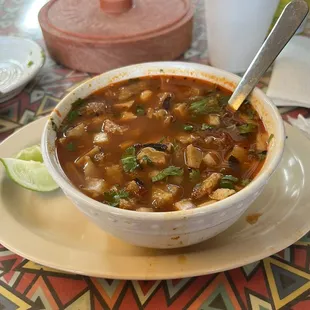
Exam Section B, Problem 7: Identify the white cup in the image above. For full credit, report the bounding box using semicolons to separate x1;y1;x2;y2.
205;0;280;74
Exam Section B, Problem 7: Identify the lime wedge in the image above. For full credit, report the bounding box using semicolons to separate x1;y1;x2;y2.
0;158;58;192
15;144;43;162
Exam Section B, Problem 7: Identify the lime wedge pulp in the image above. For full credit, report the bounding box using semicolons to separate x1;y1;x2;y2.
0;158;59;192
15;144;43;162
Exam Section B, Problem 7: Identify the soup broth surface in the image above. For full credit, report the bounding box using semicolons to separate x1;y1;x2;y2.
56;75;270;212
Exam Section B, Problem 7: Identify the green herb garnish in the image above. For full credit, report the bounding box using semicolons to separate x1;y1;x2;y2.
152;166;183;182
103;189;129;207
219;180;235;189
219;95;230;106
68;110;80;122
141;155;153;165
241;179;251;186
158;137;166;143
189;169;200;182
237;123;257;134
268;134;274;144
201;124;214;130
121;146;139;173
136;105;145;116
189;96;221;115
183;124;194;132
72;98;85;108
257;151;267;161
222;175;239;183
66;142;76;152
27;61;34;67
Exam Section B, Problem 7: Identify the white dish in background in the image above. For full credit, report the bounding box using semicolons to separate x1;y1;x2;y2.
0;36;45;103
0;117;309;279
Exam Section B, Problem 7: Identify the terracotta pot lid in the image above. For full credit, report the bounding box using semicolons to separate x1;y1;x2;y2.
45;0;191;41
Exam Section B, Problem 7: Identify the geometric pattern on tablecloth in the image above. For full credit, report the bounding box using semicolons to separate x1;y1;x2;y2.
248;292;273;310
90;278;126;309
132;280;161;305
296;231;310;246
26;276;59;309
166;277;192;299
65;291;91;310
0;1;310;309
187;273;242;309
241;261;260;279
0;285;32;310
264;257;310;310
15;260;71;274
0;246;307;309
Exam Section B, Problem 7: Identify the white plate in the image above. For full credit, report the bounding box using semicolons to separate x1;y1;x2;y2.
0;36;45;103
0;117;309;280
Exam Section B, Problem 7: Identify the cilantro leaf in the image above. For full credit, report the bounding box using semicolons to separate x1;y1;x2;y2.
222;175;239;183
27;61;34;67
121;146;139;173
189;169;200;182
183;124;194;131
219;180;235;189
104;189;129;207
72;98;85;108
152;166;184;182
189;96;221;115
237;123;257;134
68;110;81;122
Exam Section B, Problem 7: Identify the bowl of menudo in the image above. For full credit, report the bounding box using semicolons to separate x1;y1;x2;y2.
42;62;285;249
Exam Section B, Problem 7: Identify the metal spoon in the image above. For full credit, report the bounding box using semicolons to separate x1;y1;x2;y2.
228;0;309;111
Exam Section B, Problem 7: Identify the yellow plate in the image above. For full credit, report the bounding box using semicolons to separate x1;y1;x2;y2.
0;117;309;280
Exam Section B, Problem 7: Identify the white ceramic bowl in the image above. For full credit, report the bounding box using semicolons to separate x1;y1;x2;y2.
42;62;285;249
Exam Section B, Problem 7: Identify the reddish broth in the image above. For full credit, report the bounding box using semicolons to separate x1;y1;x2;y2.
55;75;270;212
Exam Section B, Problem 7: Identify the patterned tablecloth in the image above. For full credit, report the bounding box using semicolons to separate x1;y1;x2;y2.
0;1;309;309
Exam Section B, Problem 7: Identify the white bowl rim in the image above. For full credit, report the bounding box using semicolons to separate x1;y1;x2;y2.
42;61;285;221
0;36;45;95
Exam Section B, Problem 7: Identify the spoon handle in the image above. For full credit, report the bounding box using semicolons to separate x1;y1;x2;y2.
228;0;309;111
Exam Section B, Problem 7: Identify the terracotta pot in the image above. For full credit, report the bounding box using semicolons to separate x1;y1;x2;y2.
38;0;193;73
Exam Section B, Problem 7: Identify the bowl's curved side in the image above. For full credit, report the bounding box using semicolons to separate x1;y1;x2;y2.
41;61;285;248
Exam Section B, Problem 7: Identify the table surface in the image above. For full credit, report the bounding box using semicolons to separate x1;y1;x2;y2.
0;1;310;309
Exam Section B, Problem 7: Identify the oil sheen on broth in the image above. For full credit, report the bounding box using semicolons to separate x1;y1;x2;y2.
55;75;270;212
